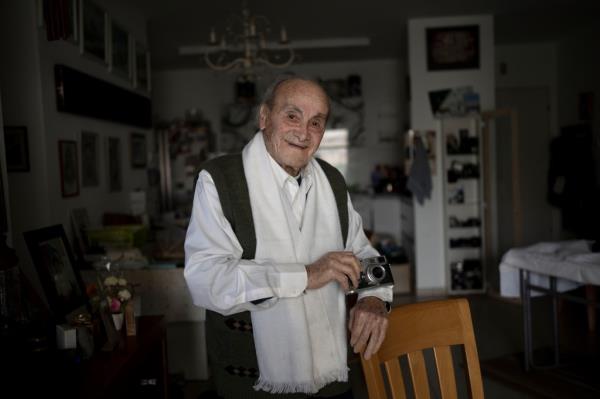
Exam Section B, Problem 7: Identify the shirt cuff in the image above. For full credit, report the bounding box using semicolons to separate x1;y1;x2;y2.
357;285;393;303
268;263;308;298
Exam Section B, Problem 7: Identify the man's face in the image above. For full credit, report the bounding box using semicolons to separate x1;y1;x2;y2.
259;80;329;176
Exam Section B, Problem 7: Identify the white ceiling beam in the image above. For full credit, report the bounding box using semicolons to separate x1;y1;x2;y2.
179;37;371;55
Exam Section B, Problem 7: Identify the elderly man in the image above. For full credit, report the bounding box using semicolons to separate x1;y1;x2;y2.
184;76;392;398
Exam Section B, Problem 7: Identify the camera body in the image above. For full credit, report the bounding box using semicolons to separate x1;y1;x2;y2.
349;256;394;294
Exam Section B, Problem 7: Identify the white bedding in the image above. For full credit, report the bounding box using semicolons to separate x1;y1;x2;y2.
499;240;600;297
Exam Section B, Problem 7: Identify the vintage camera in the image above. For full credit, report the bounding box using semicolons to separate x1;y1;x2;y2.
348;256;394;294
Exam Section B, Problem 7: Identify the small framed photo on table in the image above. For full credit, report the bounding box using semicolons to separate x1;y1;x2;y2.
24;224;89;323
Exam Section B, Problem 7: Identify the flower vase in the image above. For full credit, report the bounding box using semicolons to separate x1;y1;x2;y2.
112;312;124;331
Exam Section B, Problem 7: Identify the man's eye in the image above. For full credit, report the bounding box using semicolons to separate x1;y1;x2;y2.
287;114;298;120
311;120;323;128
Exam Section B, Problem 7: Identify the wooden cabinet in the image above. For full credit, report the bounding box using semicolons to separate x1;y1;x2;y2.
441;116;486;294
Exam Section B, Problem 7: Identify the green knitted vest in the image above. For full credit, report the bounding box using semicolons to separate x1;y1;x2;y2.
201;154;351;398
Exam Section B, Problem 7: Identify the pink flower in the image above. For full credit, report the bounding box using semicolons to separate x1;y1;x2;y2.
109;297;121;313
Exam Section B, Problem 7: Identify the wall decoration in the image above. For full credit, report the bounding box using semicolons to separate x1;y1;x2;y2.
81;0;107;63
426;25;480;71
110;21;130;77
130;132;147;168
134;40;150;91
81;131;99;187
428;86;480;117
55;64;152;128
43;0;79;42
107;137;122;192
23;224;88;322
59;140;79;197
4;126;30;172
321;75;365;146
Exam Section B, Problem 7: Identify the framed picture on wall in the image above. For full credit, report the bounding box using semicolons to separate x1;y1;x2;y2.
58;140;79;197
426;25;480;71
23;224;89;323
134;40;151;92
80;0;107;63
81;131;99;187
4;126;30;172
130;133;147;168
107;137;122;192
110;21;130;78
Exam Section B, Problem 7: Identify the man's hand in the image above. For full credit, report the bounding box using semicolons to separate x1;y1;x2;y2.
349;296;389;360
305;251;361;292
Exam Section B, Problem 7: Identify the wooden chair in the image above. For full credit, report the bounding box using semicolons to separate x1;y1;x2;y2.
360;298;484;399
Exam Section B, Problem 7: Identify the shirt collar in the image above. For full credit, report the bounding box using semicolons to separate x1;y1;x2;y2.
267;152;313;190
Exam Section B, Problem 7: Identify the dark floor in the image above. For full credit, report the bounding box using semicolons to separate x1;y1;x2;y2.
172;291;600;398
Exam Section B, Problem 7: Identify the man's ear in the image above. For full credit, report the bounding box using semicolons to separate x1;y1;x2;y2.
259;105;269;130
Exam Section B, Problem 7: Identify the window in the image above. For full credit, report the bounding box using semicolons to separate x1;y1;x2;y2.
316;128;348;178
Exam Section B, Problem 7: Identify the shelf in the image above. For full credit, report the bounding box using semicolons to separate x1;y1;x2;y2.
441;115;486;296
448;201;481;206
446;152;479;156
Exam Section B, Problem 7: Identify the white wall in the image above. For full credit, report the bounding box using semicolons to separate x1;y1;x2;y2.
0;0;150;295
496;42;558;137
153;59;406;188
408;15;495;293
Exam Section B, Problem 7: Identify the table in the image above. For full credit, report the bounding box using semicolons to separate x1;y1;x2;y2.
2;315;168;399
499;241;600;371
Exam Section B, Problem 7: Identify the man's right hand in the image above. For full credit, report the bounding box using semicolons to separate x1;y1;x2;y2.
305;251;361;292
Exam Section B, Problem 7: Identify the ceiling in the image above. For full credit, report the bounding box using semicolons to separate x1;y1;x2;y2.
110;0;600;70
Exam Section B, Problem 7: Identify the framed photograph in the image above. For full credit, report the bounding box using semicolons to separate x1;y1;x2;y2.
23;224;89;322
59;140;79;197
130;132;147;168
426;25;480;71
107;137;122;192
110;21;130;77
80;0;107;63
4;126;30;172
134;40;151;91
81;131;99;187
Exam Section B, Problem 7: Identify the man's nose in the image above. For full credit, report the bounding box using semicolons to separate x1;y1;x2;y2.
296;124;310;141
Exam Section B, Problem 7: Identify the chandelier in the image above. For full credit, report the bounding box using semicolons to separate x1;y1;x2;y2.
204;4;295;73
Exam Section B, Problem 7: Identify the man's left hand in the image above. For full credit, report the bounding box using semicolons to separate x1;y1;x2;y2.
348;296;389;360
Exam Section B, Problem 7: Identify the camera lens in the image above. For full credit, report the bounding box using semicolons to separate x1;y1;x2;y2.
372;266;384;279
366;264;386;283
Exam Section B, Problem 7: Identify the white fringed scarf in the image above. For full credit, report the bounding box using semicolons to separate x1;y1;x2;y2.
242;132;348;394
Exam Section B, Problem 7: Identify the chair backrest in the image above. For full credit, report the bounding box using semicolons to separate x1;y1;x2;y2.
360;298;484;399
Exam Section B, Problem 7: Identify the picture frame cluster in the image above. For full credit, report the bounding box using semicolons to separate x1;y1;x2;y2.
44;0;151;92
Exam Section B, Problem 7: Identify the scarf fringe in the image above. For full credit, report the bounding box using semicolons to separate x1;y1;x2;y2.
253;368;349;394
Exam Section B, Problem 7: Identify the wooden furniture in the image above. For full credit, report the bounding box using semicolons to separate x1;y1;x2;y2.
79;315;169;398
360;298;484;399
4;315;168;399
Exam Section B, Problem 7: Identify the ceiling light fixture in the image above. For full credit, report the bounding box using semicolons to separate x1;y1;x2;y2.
203;2;294;74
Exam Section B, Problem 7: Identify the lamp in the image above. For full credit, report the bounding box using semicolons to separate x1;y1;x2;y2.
204;3;294;74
